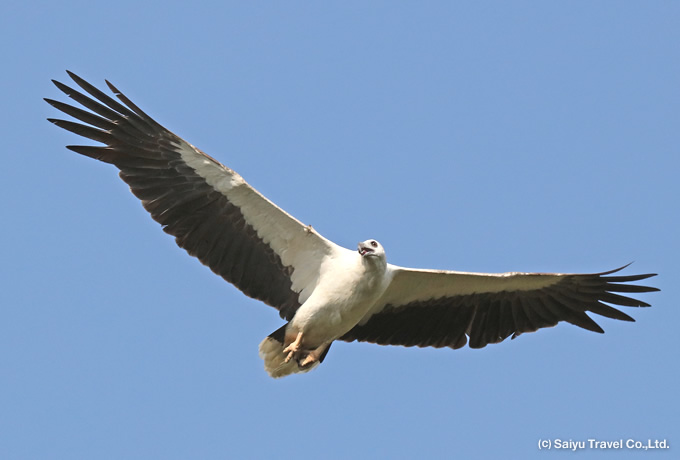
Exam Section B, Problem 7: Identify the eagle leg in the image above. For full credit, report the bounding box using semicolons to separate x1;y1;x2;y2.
283;332;304;363
298;350;319;368
297;342;332;368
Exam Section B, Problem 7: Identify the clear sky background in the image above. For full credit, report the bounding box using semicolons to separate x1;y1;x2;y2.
2;2;677;459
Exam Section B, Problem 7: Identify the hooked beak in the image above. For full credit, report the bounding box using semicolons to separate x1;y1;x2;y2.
358;242;374;257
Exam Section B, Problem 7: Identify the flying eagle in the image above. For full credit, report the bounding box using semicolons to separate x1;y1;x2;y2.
46;72;658;378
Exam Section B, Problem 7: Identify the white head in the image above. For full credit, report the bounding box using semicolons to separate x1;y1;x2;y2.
357;239;386;262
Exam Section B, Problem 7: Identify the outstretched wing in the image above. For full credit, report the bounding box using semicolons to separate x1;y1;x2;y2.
341;264;658;348
46;71;345;320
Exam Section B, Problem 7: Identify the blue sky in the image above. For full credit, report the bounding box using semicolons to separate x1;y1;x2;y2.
2;2;677;459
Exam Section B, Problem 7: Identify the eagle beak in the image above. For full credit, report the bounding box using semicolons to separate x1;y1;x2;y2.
358;243;374;257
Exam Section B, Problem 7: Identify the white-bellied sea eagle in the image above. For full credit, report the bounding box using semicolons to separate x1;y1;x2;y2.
46;72;659;378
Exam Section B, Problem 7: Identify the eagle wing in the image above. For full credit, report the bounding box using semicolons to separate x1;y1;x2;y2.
341;264;658;348
46;71;345;320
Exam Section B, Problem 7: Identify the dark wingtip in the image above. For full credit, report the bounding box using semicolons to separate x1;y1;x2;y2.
51;79;64;89
44;97;60;108
66;69;80;81
601;263;658;280
597;263;633;276
51;78;74;96
105;79;121;95
65;145;87;154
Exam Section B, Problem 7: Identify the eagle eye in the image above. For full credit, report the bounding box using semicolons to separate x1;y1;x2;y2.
371;241;378;248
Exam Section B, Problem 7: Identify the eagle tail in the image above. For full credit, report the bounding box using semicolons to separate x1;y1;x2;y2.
258;336;305;378
258;325;329;378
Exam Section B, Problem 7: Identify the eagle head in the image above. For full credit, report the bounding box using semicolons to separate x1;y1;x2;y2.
358;239;385;259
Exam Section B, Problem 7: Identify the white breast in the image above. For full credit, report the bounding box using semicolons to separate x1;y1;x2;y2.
289;251;391;345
